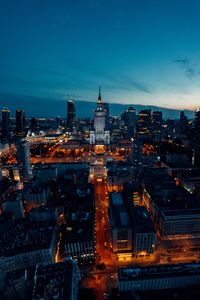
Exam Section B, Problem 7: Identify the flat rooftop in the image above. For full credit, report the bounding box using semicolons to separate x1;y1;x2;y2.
118;263;200;282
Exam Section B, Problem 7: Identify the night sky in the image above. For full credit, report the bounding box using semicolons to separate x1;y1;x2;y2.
1;0;200;109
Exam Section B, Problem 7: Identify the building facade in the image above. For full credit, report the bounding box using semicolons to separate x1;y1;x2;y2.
90;87;110;145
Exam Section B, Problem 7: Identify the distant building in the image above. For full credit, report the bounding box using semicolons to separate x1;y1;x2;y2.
32;258;80;300
31;117;37;132
179;111;188;134
122;106;136;138
67;100;75;131
118;263;200;292
90;87;110;144
1;107;10;138
152;111;163;132
16;139;32;180
109;192;132;254
16;109;25;137
137;109;152;133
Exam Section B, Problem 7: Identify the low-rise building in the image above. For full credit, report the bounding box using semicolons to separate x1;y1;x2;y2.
2;191;24;219
32;258;80;300
118;263;200;292
0;220;57;272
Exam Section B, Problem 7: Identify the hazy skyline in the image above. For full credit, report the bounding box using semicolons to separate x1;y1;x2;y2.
1;0;200;109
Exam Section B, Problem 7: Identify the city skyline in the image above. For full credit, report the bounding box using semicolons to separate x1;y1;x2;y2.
1;0;200;110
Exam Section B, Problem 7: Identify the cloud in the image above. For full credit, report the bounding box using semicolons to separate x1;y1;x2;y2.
173;56;200;79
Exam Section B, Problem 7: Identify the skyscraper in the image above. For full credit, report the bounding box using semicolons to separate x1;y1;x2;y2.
31;117;37;132
127;106;136;137
1;108;10;138
16;139;32;180
152;111;163;132
137;109;152;133
179;111;188;134
67;100;75;131
16;109;25;137
90;87;110;144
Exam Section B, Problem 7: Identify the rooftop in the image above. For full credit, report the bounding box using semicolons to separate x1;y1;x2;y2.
118;263;200;282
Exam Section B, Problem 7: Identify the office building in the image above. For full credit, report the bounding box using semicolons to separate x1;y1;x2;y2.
122;106;137;138
118;263;200;292
16;139;32;180
109;192;132;254
137;109;152;133
32;258;80;300
152;111;163;132
67;100;75;131
1;107;10;138
179;111;188;134
31;117;37;132
159;208;200;236
16;109;25;137
132;206;156;255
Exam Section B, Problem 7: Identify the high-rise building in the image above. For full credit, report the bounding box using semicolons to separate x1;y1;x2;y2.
122;107;136;137
126;106;136;137
16;109;25;137
1;108;10;138
67;100;75;131
16;139;32;180
195;108;200;130
137;109;152;133
179;111;188;134
31;117;37;132
152;111;163;132
90;87;110;144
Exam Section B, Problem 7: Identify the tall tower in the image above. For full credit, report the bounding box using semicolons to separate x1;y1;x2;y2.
16;109;25;137
90;87;110;144
1;108;10;138
127;106;136;138
67;100;75;131
16;139;32;180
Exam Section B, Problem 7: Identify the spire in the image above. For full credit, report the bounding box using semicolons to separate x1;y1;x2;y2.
98;85;102;106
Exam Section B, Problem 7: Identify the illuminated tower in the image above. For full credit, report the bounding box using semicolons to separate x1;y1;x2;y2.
1;108;10;138
90;87;110;144
16;109;25;137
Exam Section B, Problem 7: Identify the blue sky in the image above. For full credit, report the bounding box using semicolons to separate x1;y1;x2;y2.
1;0;200;109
